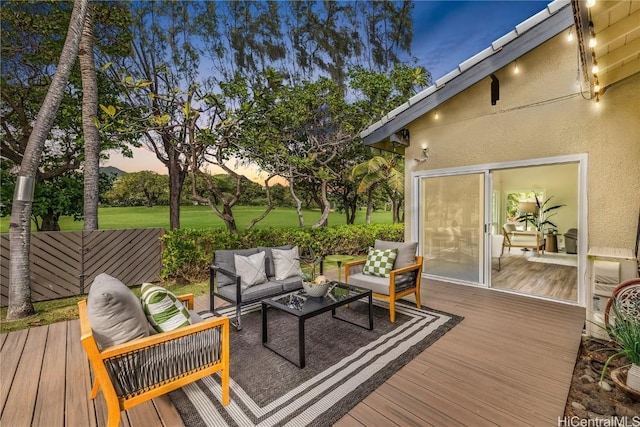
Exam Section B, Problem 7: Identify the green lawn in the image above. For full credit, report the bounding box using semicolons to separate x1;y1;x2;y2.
0;205;394;232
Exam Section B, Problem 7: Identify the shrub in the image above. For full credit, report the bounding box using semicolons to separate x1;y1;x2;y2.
160;223;404;282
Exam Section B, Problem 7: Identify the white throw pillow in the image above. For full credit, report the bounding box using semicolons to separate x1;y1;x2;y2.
272;246;303;280
234;251;267;291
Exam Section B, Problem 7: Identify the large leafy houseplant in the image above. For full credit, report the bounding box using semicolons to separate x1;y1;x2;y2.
600;302;640;392
516;191;565;232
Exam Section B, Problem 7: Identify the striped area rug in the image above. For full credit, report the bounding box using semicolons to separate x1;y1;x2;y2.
170;299;462;427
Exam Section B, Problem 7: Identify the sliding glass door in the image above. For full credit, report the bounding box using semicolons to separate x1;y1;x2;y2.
419;173;486;284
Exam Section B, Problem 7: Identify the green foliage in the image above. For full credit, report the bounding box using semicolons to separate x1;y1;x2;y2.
0;165;116;230
160;223;404;281
515;191;565;231
105;171;169;207
599;303;640;386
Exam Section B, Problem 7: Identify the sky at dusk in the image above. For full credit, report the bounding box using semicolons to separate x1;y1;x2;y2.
105;0;550;176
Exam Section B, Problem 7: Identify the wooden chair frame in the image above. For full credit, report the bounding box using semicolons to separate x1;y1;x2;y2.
344;256;424;323
502;226;545;254
78;294;230;427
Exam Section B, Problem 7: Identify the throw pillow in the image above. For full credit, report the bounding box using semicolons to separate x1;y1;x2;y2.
272;246;303;280
234;251;267;291
363;247;398;278
374;240;418;269
140;283;192;333
258;245;293;277
87;273;149;349
213;248;259;287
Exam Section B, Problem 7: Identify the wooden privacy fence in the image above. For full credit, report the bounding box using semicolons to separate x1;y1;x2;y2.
0;228;165;306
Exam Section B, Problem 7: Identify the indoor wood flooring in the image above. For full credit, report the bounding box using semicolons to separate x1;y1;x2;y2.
491;251;578;301
1;278;585;427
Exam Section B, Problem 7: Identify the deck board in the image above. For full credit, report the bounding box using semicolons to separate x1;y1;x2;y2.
1;326;47;426
32;321;67;427
0;279;585;427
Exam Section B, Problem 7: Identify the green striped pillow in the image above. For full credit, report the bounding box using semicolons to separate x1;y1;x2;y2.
140;283;191;333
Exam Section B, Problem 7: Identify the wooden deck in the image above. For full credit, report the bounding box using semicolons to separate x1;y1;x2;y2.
1;279;585;427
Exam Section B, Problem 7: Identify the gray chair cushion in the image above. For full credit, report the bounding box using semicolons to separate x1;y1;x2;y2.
258;245;293;277
217;281;284;303
273;276;303;292
347;272;390;295
214;248;258;287
374;240;418;269
87;273;149;349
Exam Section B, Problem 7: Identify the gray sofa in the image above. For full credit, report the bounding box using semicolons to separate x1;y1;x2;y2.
210;245;315;330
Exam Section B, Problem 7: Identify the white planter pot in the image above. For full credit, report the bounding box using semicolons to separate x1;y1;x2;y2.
627;363;640;391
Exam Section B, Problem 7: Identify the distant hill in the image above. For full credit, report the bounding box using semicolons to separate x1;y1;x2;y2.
100;166;126;178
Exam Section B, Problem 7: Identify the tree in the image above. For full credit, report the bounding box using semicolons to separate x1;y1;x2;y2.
1;1;134;231
351;155;404;224
6;0;88;320
80;4;100;230
1;163;116;231
105;171;168;207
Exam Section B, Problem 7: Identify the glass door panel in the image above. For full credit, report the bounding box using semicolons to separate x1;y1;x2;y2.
420;173;485;284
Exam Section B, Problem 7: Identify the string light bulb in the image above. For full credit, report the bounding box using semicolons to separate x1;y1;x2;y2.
592;61;599;74
513;61;520;74
594;80;600;93
567;28;574;42
434;110;439;120
588;22;597;48
586;0;596;8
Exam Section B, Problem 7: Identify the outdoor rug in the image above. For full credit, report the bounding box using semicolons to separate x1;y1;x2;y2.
169;299;463;427
527;252;578;267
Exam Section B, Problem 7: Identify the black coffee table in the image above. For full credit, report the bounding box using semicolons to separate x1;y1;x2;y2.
261;282;373;368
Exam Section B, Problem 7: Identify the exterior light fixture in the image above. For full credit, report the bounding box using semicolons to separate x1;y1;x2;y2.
416;143;429;163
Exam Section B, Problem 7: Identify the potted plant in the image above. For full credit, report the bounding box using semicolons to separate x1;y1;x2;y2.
600;302;640;393
516;191;565;232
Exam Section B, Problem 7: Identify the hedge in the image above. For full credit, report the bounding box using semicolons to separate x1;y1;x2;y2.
160;223;404;282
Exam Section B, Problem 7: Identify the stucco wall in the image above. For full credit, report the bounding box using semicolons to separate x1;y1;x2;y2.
405;32;640;251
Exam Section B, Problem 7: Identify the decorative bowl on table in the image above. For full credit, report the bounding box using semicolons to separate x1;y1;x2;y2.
303;275;331;297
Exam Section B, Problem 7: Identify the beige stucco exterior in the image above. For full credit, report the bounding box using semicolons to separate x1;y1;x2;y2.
405;32;640;255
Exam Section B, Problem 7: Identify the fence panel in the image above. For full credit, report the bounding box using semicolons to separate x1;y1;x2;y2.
82;228;164;294
0;228;165;306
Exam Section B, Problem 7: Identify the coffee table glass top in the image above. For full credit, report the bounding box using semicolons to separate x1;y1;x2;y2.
267;282;369;315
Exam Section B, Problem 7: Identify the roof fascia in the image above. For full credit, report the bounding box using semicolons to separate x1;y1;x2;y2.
363;4;574;147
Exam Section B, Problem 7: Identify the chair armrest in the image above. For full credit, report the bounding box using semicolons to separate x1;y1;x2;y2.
345;259;366;269
177;293;194;310
344;259;365;282
390;262;422;276
210;265;240;281
99;315;229;359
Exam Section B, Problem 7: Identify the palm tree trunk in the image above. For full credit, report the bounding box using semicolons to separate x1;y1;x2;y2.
8;0;88;320
80;5;99;231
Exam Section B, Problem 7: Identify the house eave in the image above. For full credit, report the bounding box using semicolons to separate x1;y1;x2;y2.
362;1;574;150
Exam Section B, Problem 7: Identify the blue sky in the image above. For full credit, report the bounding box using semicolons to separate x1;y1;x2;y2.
412;1;549;80
108;0;550;174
